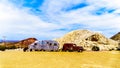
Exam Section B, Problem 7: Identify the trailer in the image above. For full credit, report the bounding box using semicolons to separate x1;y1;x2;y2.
24;40;59;52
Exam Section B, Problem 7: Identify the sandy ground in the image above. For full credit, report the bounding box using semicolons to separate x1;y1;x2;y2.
0;50;120;68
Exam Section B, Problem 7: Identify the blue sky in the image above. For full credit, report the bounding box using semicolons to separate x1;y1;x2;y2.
0;0;120;40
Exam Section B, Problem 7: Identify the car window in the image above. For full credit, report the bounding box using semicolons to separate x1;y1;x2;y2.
73;44;76;46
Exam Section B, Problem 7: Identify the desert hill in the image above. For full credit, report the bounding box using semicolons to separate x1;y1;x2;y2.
0;38;37;48
111;32;120;48
111;32;120;42
15;38;37;48
55;30;118;50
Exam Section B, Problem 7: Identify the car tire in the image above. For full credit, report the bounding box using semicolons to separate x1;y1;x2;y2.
78;50;82;52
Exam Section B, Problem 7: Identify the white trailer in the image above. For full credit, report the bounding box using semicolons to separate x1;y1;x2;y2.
27;40;59;51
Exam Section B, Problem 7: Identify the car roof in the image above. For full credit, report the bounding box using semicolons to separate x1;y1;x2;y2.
64;43;76;45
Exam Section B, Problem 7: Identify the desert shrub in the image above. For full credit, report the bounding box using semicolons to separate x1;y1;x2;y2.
5;47;10;49
109;48;114;51
9;45;17;49
23;47;28;52
0;46;6;51
116;47;120;51
92;46;100;51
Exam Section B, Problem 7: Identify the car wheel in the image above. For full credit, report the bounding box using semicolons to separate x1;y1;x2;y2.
78;50;82;52
69;47;73;52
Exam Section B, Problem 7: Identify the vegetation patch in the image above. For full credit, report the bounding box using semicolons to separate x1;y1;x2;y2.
0;46;6;51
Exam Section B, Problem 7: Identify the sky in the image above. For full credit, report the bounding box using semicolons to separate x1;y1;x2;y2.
0;0;120;40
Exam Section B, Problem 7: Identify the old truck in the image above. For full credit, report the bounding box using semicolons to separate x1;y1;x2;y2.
62;43;84;52
23;40;59;52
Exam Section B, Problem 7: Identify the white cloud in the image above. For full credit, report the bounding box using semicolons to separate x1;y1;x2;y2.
0;0;120;40
0;0;64;40
40;0;120;38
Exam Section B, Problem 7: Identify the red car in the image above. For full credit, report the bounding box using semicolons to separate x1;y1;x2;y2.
62;43;84;52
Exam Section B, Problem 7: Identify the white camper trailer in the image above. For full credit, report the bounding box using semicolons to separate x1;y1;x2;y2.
27;40;59;51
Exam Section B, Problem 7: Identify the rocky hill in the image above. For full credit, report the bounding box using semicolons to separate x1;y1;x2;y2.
111;32;120;42
55;30;118;50
111;32;120;48
15;38;37;48
0;38;37;48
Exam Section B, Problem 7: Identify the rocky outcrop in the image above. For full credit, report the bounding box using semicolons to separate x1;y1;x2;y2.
111;32;120;41
55;30;118;50
15;38;37;48
0;38;37;48
111;32;120;48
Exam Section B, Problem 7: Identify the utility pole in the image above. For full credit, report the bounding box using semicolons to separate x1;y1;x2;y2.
3;36;6;47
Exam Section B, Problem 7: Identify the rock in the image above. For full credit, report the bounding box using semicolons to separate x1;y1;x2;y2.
15;38;37;48
111;32;120;48
111;32;120;41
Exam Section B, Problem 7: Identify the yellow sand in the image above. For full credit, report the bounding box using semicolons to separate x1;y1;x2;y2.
0;50;120;68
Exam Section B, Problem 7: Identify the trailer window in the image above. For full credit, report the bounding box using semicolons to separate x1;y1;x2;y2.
49;43;52;46
46;42;49;44
54;43;57;46
34;43;37;45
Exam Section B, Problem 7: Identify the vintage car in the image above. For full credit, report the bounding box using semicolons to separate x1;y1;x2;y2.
62;43;84;52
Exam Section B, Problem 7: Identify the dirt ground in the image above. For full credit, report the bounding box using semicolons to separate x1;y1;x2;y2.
0;50;120;68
